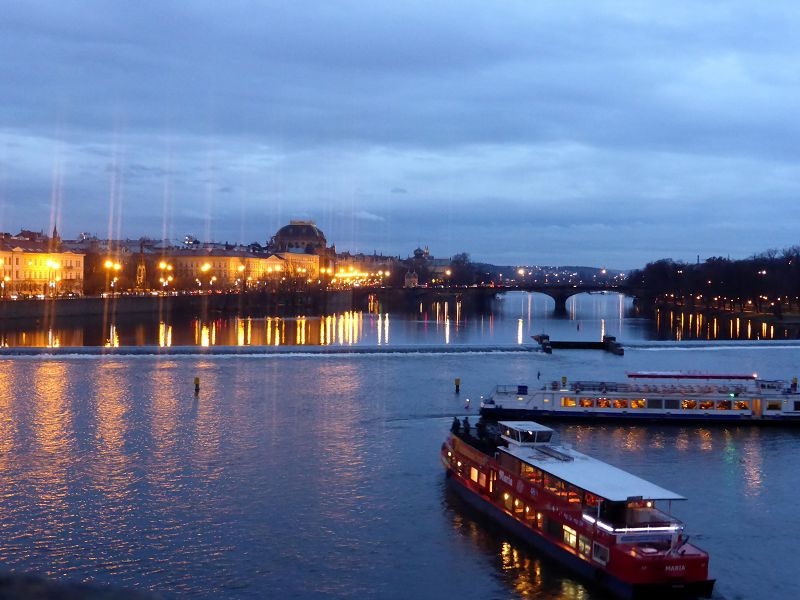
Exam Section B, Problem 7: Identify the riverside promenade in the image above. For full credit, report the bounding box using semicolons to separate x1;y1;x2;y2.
0;290;355;322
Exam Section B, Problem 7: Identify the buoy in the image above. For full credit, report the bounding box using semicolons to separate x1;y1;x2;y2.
194;376;200;395
454;377;461;393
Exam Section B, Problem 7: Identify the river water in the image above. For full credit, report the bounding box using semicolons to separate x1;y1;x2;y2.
0;293;798;599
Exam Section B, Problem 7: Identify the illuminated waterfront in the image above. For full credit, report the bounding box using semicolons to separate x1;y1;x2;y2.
1;292;797;349
0;295;798;599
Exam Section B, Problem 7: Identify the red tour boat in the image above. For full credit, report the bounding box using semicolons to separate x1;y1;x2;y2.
442;420;715;599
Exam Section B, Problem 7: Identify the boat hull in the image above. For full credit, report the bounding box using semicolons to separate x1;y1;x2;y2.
445;471;715;599
480;406;800;425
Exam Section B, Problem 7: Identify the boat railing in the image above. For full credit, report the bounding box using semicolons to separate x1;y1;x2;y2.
493;384;532;396
566;381;756;396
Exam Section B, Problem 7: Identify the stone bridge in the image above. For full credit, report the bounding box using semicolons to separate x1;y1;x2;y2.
355;283;633;315
499;283;631;313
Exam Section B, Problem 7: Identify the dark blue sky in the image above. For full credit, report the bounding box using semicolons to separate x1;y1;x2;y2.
2;1;799;269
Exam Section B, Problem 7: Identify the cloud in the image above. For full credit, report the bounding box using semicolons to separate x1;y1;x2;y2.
2;2;800;268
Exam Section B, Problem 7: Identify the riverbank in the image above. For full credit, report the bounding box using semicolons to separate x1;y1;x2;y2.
0;289;355;322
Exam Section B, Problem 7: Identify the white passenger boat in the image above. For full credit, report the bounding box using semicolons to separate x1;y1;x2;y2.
479;372;800;424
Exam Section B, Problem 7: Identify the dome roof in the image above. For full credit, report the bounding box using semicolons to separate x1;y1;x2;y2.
274;220;327;243
270;220;328;254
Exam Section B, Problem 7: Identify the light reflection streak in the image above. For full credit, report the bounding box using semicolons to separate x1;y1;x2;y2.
0;365;12;456
516;318;523;345
31;362;73;508
742;435;764;496
159;321;172;347
105;325;118;348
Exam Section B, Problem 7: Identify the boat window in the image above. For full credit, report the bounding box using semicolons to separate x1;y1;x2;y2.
536;431;552;443
794;401;800;411
579;398;594;408
470;467;479;483
561;396;577;407
584;492;600;507
478;472;486;488
613;399;628;409
767;401;781;411
522;465;544;486
682;399;697;410
592;542;609;565
513;498;524;515
566;484;582;504
647;398;663;409
734;400;750;410
562;525;577;548
597;398;611;408
503;492;513;511
630;399;646;409
716;400;732;410
544;474;566;496
664;398;679;410
699;400;714;410
578;535;591;556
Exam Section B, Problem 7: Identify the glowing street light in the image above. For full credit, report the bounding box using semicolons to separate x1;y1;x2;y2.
158;261;174;293
104;259;122;296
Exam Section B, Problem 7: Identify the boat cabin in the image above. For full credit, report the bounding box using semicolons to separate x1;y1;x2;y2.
499;421;554;445
495;421;686;545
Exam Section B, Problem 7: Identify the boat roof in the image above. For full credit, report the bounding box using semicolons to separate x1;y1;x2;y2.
498;420;553;433
627;371;757;380
498;429;685;503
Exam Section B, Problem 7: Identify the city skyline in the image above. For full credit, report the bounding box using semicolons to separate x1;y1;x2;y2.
2;2;800;270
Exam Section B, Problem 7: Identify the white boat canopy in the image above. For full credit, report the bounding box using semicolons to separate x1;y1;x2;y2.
498;422;685;503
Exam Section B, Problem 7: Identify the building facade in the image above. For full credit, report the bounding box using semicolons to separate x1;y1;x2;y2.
0;230;84;297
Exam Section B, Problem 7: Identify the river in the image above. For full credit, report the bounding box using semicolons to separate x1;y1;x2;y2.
0;292;797;599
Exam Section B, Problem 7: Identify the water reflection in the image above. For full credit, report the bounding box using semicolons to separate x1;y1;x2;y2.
445;487;591;600
655;308;796;341
1;293;796;347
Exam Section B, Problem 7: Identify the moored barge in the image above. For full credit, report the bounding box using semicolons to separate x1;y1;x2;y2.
442;420;714;599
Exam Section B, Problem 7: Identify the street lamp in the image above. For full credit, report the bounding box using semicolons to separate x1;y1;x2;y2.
46;260;61;297
158;261;173;293
104;259;121;296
